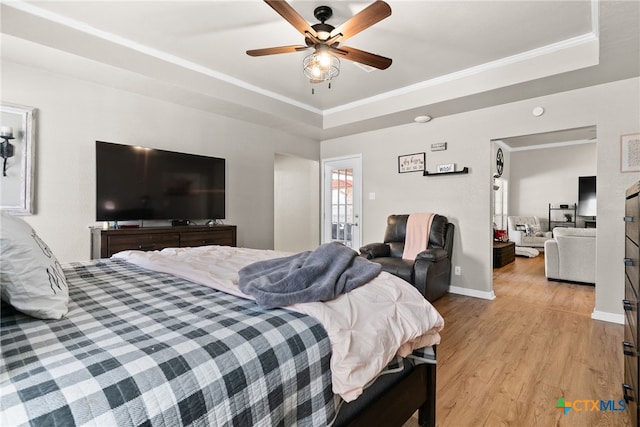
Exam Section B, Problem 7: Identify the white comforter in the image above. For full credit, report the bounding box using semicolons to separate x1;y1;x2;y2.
113;245;444;402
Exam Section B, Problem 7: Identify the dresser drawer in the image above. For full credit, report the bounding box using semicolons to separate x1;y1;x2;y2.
92;226;237;259
628;238;640;291
625;290;639;345
180;230;235;247
107;233;180;254
625;361;638;426
627;199;640;246
628;273;639;302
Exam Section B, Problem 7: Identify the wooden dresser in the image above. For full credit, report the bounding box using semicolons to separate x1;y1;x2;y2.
624;181;640;427
91;225;237;259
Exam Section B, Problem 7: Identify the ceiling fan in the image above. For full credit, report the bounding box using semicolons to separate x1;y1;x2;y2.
247;0;392;84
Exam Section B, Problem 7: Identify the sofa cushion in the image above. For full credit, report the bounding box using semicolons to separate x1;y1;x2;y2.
384;214;448;250
552;227;597;238
429;215;448;249
372;257;414;284
384;215;408;244
521;235;552;247
508;216;541;230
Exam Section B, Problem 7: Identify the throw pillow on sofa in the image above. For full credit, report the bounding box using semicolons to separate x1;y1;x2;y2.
524;223;541;236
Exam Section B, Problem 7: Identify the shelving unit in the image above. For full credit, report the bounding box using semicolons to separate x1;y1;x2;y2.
548;203;576;229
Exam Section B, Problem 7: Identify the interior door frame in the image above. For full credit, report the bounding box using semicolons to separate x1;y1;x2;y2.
321;154;362;248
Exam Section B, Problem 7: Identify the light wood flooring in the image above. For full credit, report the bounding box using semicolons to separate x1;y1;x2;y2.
403;253;630;427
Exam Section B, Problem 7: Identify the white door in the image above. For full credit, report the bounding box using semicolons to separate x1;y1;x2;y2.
322;155;362;249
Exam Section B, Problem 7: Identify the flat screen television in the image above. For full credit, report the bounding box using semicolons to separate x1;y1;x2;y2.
96;141;225;222
577;175;596;217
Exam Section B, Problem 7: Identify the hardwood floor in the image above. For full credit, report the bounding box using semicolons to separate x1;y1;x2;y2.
403;253;630;427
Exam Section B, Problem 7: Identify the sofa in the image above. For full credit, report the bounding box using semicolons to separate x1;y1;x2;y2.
507;215;552;248
544;227;596;284
359;214;454;302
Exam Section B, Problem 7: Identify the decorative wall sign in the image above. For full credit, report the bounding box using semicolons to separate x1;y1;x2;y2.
398;152;425;173
0;103;36;215
621;133;640;173
431;142;447;151
495;148;504;177
437;163;456;173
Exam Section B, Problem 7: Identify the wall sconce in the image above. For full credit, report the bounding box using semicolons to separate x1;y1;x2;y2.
0;126;15;177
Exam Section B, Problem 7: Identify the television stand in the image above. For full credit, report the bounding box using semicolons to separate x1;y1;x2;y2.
91;225;237;259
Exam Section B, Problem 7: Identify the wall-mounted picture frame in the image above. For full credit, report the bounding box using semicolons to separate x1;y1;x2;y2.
431;142;447;152
0;103;36;215
621;133;640;173
398;152;425;173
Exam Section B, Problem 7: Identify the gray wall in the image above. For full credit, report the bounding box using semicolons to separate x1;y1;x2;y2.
322;77;640;320
3;56;639;321
1;61;320;261
274;154;319;252
509;143;597;229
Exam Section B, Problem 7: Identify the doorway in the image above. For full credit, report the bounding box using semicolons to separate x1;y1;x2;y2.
322;155;362;249
274;153;319;252
490;126;597;295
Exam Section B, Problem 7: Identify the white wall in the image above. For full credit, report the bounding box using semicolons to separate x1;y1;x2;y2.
1;61;320;261
322;77;640;319
274;154;319;252
509;143;597;229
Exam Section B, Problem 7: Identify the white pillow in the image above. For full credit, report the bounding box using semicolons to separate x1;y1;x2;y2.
524;224;533;236
0;212;69;319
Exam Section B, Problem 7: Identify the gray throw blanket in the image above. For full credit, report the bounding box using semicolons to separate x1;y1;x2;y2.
238;242;382;309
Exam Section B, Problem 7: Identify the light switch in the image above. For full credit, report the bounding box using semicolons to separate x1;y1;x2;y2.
369;192;376;200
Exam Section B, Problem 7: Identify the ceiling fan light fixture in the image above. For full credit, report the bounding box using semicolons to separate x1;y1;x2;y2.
249;1;392;90
303;50;340;83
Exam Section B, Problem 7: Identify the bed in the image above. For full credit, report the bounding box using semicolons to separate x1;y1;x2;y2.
0;214;444;427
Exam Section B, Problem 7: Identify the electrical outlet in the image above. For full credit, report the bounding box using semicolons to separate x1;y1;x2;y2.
454;266;461;276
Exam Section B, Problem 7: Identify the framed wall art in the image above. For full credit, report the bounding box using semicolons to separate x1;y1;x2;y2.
398;152;425;173
621;133;640;173
0;103;36;215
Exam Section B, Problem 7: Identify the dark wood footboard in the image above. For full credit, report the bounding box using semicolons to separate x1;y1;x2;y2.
345;360;436;427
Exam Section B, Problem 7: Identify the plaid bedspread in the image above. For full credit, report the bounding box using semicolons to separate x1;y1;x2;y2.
1;259;337;427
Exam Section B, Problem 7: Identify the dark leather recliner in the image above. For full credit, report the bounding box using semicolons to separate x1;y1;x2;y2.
359;214;454;302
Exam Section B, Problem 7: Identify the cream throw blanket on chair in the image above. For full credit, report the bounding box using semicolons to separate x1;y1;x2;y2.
402;213;435;260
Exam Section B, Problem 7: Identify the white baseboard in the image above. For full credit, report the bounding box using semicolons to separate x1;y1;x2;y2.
449;286;496;300
591;310;624;324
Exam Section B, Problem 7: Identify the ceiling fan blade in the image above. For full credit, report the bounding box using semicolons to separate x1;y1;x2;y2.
264;0;318;38
247;45;309;56
330;46;392;70
330;1;391;43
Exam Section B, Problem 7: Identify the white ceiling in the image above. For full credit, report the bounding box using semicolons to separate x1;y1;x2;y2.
1;1;639;139
496;125;597;151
